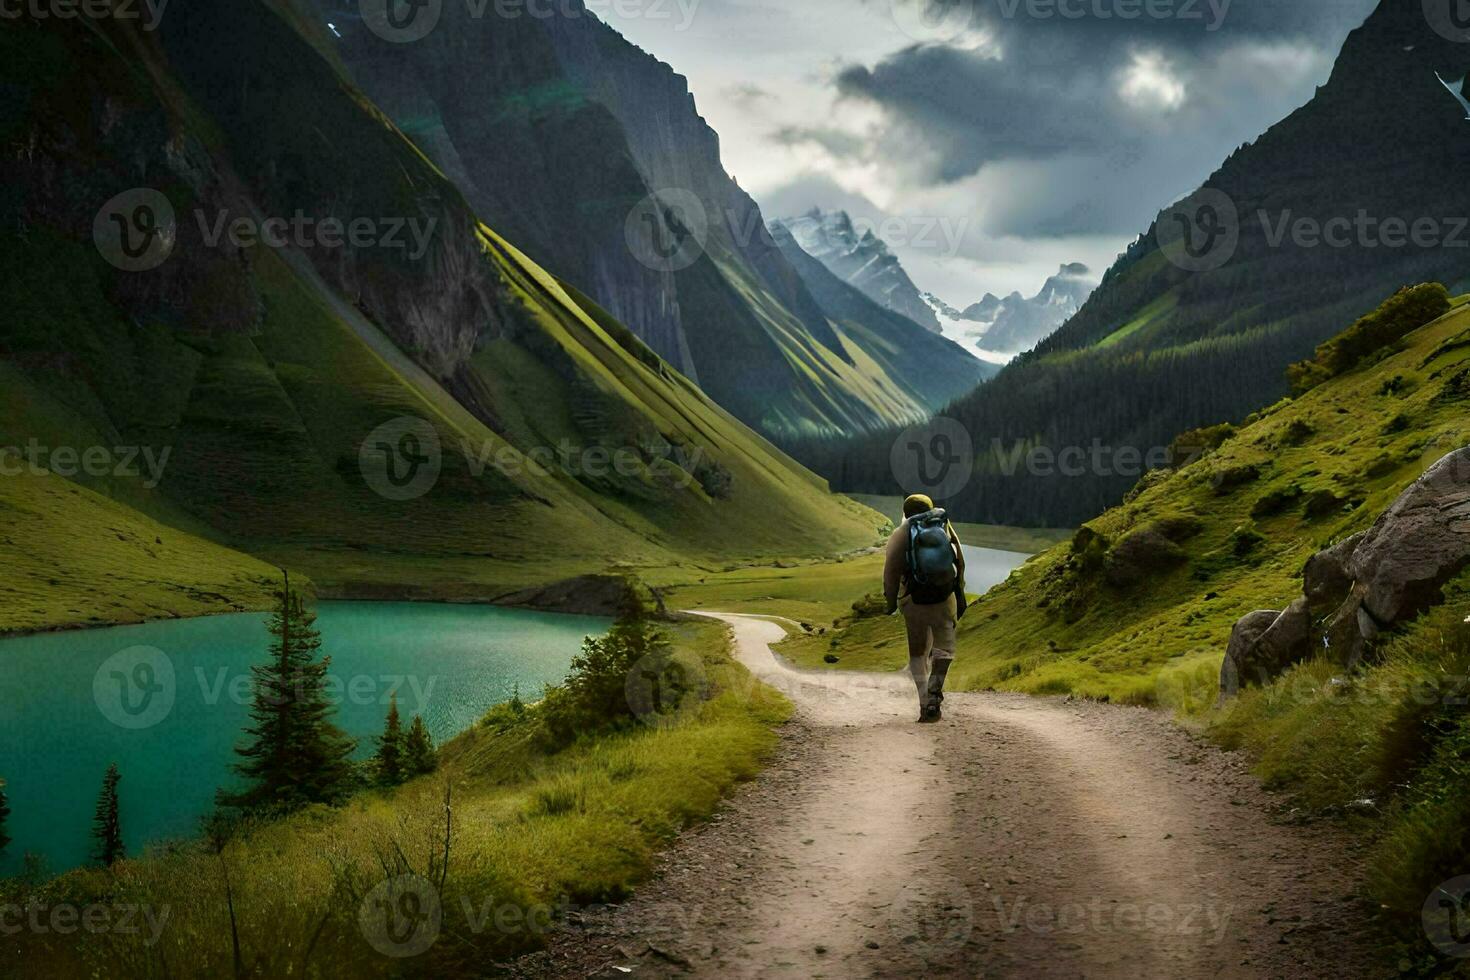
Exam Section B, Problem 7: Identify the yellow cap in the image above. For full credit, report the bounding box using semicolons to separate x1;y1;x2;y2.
902;493;935;518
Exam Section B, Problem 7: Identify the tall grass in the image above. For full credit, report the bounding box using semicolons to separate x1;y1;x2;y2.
0;618;788;978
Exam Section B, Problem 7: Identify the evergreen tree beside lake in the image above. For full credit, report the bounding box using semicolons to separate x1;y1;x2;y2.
218;575;357;813
91;763;123;868
376;694;404;785
0;776;11;856
404;715;437;776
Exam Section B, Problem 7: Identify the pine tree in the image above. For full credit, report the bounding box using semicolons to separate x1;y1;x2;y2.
91;763;123;867
376;694;405;785
404;715;437;776
0;777;12;856
218;573;357;812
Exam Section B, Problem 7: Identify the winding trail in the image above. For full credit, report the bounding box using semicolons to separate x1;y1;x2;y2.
512;614;1381;979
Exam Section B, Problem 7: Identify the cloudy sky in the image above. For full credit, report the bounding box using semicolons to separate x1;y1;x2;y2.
595;0;1378;302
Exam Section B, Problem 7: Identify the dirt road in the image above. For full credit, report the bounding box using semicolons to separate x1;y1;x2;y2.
511;614;1381;978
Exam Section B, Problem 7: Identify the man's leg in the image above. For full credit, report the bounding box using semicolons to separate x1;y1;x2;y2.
903;607;932;717
924;598;959;719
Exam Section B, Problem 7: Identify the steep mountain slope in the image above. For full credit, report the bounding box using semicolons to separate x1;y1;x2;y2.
833;0;1470;526
768;224;996;412
774;209;943;332
0;6;882;630
303;1;960;445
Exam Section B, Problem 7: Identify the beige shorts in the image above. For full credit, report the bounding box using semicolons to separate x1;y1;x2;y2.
901;594;957;661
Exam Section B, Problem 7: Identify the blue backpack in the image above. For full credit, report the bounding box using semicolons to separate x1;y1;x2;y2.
906;508;957;605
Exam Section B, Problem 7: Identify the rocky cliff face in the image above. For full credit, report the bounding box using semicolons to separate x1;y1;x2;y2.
774;209;943;333
300;0;953;444
307;0;695;377
770;224;995;410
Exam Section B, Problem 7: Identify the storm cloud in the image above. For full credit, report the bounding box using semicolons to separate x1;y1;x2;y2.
817;0;1379;236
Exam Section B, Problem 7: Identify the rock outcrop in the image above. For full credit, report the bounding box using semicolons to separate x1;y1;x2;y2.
1219;610;1282;698
1221;447;1470;697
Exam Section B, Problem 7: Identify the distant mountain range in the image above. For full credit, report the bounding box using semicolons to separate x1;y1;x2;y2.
924;263;1098;362
773;209;944;333
832;0;1470;526
309;3;988;445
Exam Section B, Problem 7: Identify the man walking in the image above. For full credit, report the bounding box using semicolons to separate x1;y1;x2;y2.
883;494;967;723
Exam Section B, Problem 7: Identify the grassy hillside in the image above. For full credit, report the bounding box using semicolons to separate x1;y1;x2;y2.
0;8;884;631
768;288;1470;963
784;294;1470;694
0;468;282;635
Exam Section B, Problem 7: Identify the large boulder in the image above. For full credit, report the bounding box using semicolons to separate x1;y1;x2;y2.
1348;448;1470;624
1252;598;1314;677
1324;596;1379;670
1219;609;1283;699
1303;531;1364;617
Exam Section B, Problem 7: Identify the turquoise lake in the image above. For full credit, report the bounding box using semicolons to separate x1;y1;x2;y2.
0;602;610;874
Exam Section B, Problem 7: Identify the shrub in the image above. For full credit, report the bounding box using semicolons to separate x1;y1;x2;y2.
1288;283;1451;394
1211;463;1262;495
539;591;682;748
849;593;888;620
1231;525;1265;557
1166;424;1236;469
1252;484;1303;518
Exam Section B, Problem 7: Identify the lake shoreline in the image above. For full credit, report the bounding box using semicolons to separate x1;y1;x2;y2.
0;576;631;642
0;601;612;874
